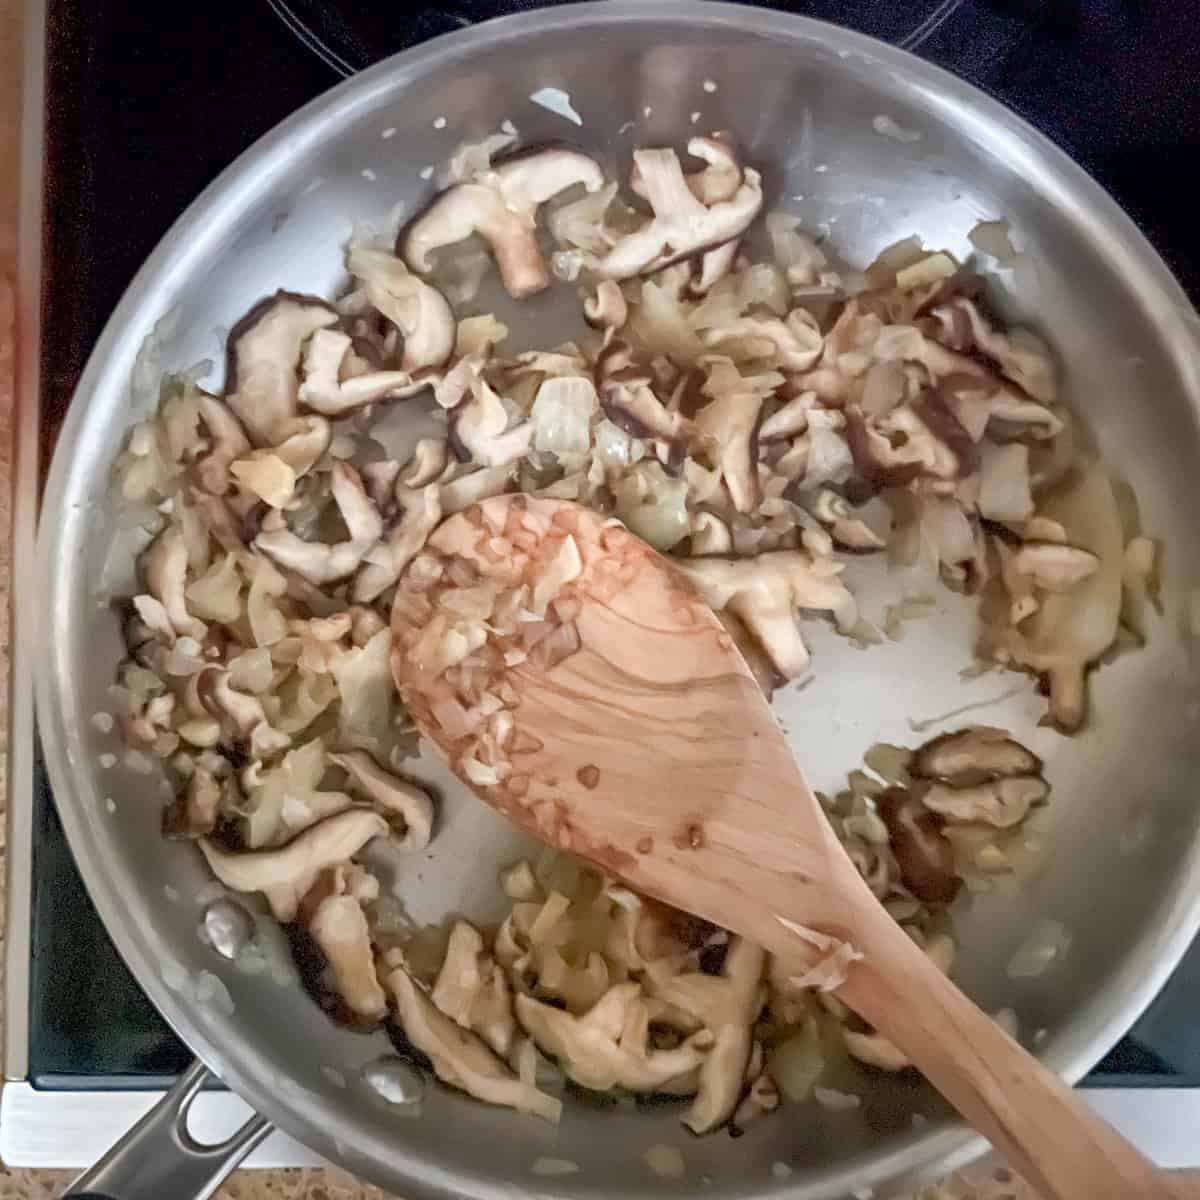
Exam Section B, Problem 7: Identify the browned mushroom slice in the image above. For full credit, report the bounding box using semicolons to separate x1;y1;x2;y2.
583;280;629;331
140;526;206;640
329;749;435;851
299;329;429;416
306;867;388;1024
760;390;819;442
731;1070;781;1129
254;463;383;585
689;511;733;556
680;937;765;1134
843;1028;910;1072
631;133;746;295
346;244;456;373
600;380;695;446
982;466;1123;732
591;148;763;280
935;297;1057;403
194;393;252;495
352;484;443;604
431;920;516;1057
162;762;231;840
912;727;1041;783
401;438;450;489
847;395;971;488
515;983;713;1093
225;291;338;446
677;551;858;681
809;489;886;552
876;787;961;905
700;309;824;371
694;383;763;515
387;966;561;1121
593;339;695;446
403;147;605;299
629;133;743;207
198;807;388;922
921;776;1049;828
692;238;741;295
448;380;533;468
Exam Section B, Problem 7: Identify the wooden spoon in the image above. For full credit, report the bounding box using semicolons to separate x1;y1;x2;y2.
390;495;1183;1200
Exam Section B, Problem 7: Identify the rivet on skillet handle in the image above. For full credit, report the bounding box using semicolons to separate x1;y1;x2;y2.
61;1060;272;1200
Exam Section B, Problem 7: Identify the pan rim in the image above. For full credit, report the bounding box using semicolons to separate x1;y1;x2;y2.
34;2;1200;1196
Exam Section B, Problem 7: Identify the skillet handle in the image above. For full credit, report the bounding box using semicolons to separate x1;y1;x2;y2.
61;1060;272;1200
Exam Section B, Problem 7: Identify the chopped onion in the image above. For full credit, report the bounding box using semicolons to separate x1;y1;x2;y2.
185;554;243;624
329;629;394;751
643;1144;686;1181
633;281;702;359
968;219;1018;264
895;252;957;291
765;211;828;286
1006;918;1072;978
531;1157;580;1178
230;453;296;508
501;861;541;901
462;755;500;786
531;377;596;455
813;1086;862;1111
593;418;638;469
769;1028;824;1103
446;128;518;183
613;462;690;551
978;442;1034;523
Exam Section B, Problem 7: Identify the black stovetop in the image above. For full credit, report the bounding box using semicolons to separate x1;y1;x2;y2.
29;0;1200;1087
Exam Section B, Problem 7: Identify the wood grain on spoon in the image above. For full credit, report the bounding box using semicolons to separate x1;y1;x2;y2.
390;495;1182;1200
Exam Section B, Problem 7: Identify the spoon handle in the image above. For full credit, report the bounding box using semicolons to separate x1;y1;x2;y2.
834;908;1184;1200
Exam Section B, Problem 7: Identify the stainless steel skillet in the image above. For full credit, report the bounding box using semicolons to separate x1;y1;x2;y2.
38;3;1200;1197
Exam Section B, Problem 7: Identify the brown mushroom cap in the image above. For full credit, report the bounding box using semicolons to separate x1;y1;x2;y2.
876;786;961;904
912;726;1041;784
225;291;338;447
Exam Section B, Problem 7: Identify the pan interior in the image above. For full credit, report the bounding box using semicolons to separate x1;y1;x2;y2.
37;6;1200;1198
